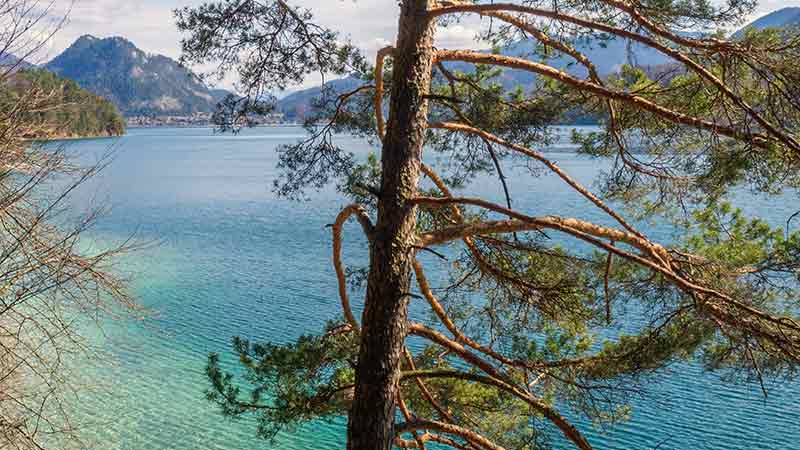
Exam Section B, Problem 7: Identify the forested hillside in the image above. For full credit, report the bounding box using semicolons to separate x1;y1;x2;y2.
1;68;125;139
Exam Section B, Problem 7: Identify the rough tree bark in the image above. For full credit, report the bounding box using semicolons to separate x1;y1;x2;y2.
346;1;436;449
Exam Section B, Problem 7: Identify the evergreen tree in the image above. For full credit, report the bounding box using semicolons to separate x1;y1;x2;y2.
0;68;125;139
177;1;800;449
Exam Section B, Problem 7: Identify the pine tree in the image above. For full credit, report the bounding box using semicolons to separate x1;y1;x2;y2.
176;1;800;449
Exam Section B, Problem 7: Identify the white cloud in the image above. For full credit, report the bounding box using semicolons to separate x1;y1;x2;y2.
43;0;182;61
436;24;487;49
35;0;800;92
363;38;394;60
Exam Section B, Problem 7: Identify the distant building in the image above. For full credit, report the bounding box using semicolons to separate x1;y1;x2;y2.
126;112;287;128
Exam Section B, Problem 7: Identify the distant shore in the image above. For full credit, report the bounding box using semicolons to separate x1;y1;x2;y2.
25;123;308;142
126;122;304;129
25;131;124;143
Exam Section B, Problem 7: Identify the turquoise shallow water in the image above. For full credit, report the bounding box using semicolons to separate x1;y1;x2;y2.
54;127;799;449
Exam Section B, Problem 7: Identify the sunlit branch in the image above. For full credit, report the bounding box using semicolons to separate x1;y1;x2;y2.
406;323;594;450
598;0;734;50
604;243;615;325
420;164;462;221
397;419;507;450
395;431;478;450
425;80;517;219
434;50;773;150
415;197;667;261
412;259;517;368
429;2;731;52
415;165;510;448
331;205;374;329
415;196;800;358
399;346;486;450
491;16;676;179
394;431;433;449
427;121;652;246
429;2;800;155
397;390;427;450
403;347;457;424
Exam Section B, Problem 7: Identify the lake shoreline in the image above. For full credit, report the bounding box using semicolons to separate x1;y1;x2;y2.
126;122;305;130
25;131;124;143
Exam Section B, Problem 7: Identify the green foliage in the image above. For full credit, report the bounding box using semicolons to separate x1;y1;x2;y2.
1;68;125;138
403;353;552;449
425;63;565;186
178;0;800;448
573;34;800;210
206;322;359;441
341;152;382;209
175;0;367;128
684;201;800;300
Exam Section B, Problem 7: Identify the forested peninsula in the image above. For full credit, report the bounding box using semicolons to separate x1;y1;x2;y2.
1;68;125;140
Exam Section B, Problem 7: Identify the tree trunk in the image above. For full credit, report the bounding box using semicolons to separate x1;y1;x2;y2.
346;1;436;449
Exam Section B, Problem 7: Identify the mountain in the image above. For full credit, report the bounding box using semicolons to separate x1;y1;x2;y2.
448;37;677;91
209;88;233;104
504;35;678;76
277;77;362;121
2;68;125;139
279;8;795;122
44;35;230;116
276;36;677;121
737;7;800;35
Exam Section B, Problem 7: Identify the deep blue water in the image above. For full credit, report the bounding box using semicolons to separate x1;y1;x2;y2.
54;127;799;449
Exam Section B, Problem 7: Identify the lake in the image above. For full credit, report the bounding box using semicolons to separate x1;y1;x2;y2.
54;126;799;449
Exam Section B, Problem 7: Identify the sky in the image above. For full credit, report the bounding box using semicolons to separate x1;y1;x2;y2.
34;0;800;93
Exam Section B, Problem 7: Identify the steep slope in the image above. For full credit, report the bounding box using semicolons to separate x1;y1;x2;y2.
209;88;234;104
737;7;800;34
1;68;125;139
277;77;362;121
493;36;673;86
44;35;226;116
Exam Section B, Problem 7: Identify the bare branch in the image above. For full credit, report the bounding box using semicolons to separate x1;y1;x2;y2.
331;205;374;329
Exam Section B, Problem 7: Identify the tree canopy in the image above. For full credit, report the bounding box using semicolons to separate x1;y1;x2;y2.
1;68;126;139
177;1;800;449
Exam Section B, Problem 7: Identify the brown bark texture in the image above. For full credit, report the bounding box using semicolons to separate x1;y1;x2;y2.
346;1;437;449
